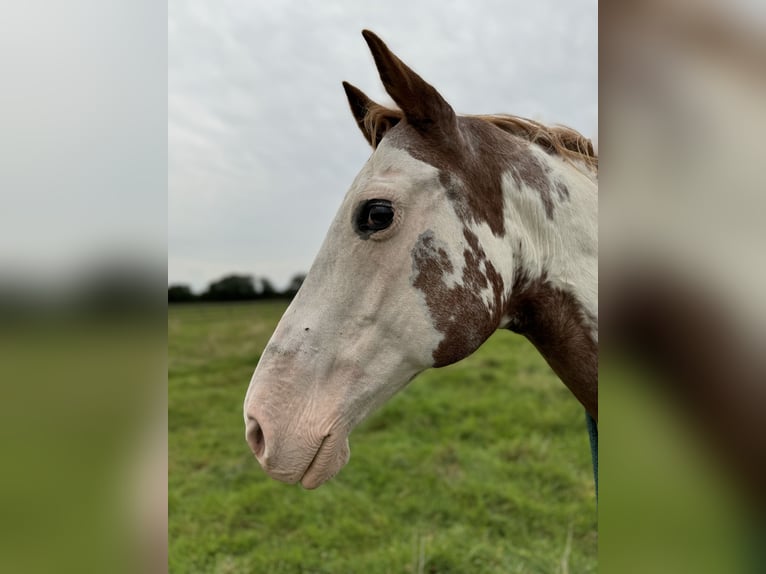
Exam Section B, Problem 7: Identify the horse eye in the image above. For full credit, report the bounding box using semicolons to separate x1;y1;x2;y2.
357;200;394;233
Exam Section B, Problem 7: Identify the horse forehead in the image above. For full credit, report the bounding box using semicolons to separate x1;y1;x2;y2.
378;120;516;237
364;139;442;184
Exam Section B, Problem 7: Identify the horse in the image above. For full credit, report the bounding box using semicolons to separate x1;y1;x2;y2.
244;30;598;490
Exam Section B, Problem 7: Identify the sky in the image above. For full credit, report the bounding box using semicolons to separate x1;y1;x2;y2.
2;2;166;293
168;0;597;292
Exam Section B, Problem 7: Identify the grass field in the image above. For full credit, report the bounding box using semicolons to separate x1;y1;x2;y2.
169;301;597;573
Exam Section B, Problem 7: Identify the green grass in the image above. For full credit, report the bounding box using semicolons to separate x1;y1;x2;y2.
169;302;596;573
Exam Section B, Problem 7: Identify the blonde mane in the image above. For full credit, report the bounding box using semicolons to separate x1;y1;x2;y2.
363;106;598;172
476;114;598;172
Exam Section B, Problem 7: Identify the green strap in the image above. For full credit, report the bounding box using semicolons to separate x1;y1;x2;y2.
586;411;598;499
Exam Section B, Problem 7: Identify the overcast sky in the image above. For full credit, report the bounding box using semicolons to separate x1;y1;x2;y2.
168;0;597;292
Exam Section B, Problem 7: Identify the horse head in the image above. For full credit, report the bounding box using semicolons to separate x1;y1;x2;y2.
244;31;598;489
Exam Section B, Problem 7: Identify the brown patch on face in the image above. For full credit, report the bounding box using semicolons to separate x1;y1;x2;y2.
506;273;598;420
412;228;506;367
385;117;568;228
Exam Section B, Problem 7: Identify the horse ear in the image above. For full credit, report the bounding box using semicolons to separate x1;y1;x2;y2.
361;29;456;135
342;81;401;148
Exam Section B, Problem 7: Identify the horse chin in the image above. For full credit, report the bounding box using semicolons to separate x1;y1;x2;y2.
299;434;351;490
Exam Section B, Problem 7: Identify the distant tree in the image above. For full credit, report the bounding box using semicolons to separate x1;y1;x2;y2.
168;284;196;303
259;277;278;299
283;273;307;299
201;274;257;301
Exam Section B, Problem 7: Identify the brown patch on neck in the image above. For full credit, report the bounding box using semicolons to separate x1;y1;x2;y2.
386;117;569;229
505;143;568;220
412;228;506;367
506;275;598;420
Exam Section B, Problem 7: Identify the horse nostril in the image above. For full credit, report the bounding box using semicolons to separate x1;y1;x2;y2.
246;416;266;459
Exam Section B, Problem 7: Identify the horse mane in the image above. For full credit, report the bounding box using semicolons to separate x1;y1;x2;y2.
363;106;598;172
476;114;598;172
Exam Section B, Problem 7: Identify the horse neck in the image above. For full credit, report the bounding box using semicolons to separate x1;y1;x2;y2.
500;151;598;419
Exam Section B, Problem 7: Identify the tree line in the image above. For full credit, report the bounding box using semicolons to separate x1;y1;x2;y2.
168;273;306;303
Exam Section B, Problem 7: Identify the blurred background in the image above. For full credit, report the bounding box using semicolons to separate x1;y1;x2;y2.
1;2;166;574
600;1;766;572
1;0;764;572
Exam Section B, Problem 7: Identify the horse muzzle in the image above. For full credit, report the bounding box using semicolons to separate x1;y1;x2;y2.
245;407;351;489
